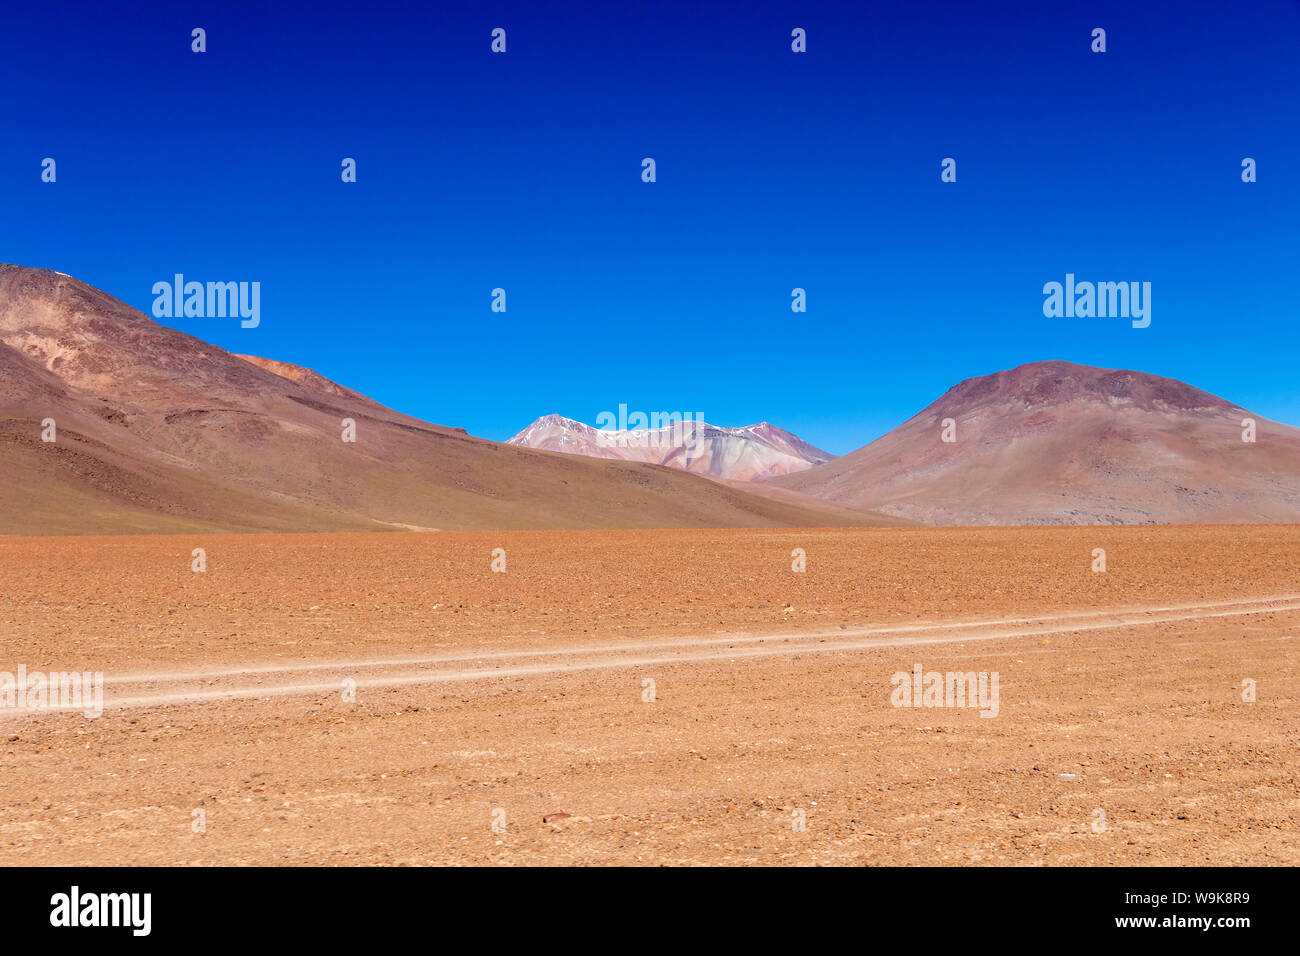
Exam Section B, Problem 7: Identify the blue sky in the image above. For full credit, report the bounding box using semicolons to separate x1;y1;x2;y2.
3;0;1297;454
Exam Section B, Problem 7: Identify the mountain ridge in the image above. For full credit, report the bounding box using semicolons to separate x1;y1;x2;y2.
770;360;1300;525
0;264;904;533
508;414;835;481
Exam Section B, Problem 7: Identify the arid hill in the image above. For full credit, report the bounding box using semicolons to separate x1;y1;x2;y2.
0;265;904;533
770;361;1300;525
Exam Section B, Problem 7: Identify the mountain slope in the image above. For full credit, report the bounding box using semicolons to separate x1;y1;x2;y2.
232;354;374;404
0;265;902;533
508;414;835;480
770;361;1300;525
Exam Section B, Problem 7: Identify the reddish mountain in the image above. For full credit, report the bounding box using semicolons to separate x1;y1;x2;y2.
0;265;902;533
771;361;1300;525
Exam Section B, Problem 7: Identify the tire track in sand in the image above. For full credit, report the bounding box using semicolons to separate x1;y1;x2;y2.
9;592;1298;716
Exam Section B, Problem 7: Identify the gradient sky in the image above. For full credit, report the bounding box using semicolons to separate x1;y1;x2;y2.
3;0;1297;454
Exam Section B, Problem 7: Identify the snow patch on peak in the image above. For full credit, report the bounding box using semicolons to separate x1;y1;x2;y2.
506;413;835;480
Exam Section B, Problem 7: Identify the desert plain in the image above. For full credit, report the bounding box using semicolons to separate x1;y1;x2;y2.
1;524;1297;866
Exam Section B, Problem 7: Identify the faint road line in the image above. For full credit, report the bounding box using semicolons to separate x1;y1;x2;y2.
8;593;1297;715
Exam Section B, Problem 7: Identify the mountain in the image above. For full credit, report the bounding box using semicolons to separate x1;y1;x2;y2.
507;414;835;480
0;264;905;533
770;361;1300;525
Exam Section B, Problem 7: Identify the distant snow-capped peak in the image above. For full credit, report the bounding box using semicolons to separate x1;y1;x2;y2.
506;414;834;481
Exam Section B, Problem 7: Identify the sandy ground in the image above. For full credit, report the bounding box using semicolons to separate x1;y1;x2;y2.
0;526;1297;865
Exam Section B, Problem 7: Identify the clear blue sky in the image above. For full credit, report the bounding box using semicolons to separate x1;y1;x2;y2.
3;0;1297;454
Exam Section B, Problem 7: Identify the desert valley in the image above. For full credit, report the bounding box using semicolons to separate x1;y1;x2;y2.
1;265;1297;866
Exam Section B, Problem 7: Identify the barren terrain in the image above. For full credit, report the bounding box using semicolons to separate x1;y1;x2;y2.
1;526;1297;865
772;361;1300;524
0;264;899;534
